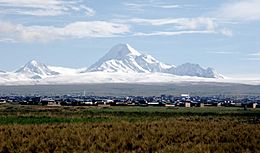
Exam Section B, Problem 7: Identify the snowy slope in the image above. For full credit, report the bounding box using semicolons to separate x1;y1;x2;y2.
0;72;223;85
15;60;59;79
0;72;259;86
87;43;174;73
48;66;85;75
39;72;219;84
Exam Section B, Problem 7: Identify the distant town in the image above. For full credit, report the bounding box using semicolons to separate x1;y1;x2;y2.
0;93;259;109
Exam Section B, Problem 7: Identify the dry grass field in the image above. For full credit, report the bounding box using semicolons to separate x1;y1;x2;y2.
0;105;259;153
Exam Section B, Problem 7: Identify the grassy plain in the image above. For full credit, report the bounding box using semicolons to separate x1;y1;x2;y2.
0;105;259;153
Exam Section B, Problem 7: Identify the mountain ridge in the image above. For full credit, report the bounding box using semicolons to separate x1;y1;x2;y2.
169;63;223;78
86;43;222;78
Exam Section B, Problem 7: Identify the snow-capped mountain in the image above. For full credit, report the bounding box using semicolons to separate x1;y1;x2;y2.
87;43;173;73
168;63;223;78
0;70;5;73
86;43;222;78
15;60;59;79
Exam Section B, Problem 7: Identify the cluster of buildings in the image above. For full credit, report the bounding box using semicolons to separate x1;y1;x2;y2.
0;94;259;108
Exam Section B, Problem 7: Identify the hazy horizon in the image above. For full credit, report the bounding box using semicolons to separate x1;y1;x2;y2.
1;0;260;76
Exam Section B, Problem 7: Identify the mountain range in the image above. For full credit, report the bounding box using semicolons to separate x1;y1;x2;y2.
0;43;234;85
86;44;222;78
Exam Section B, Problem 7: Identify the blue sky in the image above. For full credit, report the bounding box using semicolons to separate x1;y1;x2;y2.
0;0;260;76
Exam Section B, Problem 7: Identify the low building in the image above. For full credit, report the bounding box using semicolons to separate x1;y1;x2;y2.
0;99;6;104
185;101;191;108
199;103;204;107
41;98;60;106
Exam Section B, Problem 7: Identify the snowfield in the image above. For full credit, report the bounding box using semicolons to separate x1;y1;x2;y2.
0;71;260;85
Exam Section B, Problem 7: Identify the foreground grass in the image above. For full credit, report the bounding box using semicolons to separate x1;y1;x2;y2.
0;116;110;125
0;105;259;152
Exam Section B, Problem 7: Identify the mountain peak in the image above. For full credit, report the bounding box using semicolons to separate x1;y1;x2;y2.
87;43;145;72
25;59;42;68
105;43;142;60
87;43;174;73
16;60;59;77
28;59;39;65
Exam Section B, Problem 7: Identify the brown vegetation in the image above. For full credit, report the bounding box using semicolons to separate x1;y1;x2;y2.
0;117;260;153
0;105;259;153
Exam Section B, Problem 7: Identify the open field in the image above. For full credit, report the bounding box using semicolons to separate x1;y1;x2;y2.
0;105;259;152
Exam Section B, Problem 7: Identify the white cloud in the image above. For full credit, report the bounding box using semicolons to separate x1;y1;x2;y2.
123;2;180;11
79;5;95;17
116;17;231;36
217;0;260;21
0;0;95;16
123;3;144;11
0;38;17;43
207;51;237;55
246;52;260;60
248;52;260;57
158;5;180;9
250;52;260;56
219;28;233;37
0;21;130;42
220;28;233;37
134;30;215;36
125;17;217;31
